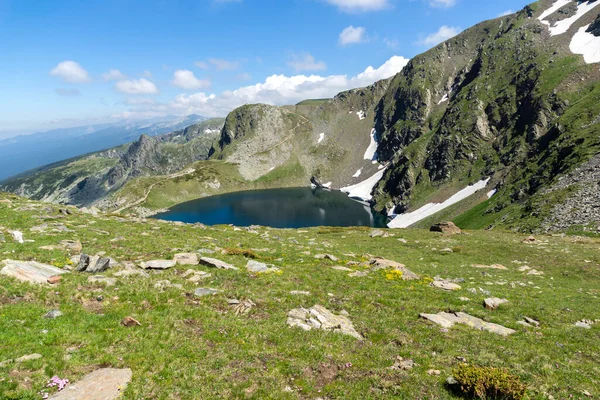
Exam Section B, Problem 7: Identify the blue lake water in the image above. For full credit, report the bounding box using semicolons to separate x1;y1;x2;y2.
154;187;387;228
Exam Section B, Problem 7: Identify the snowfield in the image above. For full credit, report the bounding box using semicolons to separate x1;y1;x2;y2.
317;132;325;143
357;110;366;120
387;178;490;228
341;168;387;201
570;25;600;64
363;129;378;161
538;0;600;36
352;169;362;178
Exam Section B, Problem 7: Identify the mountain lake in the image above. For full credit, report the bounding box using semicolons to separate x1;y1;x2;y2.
154;187;387;228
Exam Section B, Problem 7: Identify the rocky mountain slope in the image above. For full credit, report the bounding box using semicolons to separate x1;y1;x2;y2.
2;0;600;233
0;119;224;208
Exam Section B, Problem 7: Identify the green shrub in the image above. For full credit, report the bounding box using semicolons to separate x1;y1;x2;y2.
451;364;527;400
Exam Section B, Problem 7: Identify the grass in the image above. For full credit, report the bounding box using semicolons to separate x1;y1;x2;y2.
0;192;599;399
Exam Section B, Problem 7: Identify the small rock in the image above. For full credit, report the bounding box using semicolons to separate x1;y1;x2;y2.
290;290;310;296
484;297;509;310
86;258;111;273
431;280;461;291
331;266;353;272
121;316;141;327
87;275;117;286
199;257;238;270
140;260;176;270
575;320;593;329
369;230;389;238
194;288;219;297
174;253;199;265
390;356;414;370
524;316;540;327
114;269;149;278
1;259;68;284
48;368;132;400
47;275;62;284
472;264;508;270
522;235;538;244
420;311;515;336
44;310;63;319
246;260;279;273
430;222;461;235
315;254;339;261
427;369;441;376
9;230;25;243
60;240;82;254
287;305;362;339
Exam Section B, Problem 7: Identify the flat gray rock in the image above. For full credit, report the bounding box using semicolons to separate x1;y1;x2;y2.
44;310;63;319
432;280;461;291
140;260;176;270
87;276;117;286
174;253;199;265
200;257;238;270
420;311;515;336
287;305;362;339
331;266;353;272
484;297;509;310
246;260;279;273
86;258;111;273
370;257;419;280
1;260;68;284
194;288;219;297
49;368;132;400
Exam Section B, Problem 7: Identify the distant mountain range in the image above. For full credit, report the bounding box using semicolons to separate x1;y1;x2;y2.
0;115;206;181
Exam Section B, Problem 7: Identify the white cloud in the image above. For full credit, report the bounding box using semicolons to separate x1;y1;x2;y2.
209;58;240;70
418;25;461;47
54;88;81;96
339;26;367;45
195;61;209;69
237;72;252;80
288;53;327;72
142;70;153;78
429;0;456;8
172;70;211;90
498;9;513;17
49;61;91;83
102;69;127;81
115;78;158;94
323;0;390;12
384;37;399;49
127;55;409;118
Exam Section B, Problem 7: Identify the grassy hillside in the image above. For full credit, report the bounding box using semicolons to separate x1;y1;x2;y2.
0;193;599;399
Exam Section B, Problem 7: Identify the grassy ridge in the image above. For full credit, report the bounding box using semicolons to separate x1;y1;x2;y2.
0;193;599;399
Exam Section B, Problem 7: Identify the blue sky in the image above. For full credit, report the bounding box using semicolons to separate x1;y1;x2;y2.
0;0;531;136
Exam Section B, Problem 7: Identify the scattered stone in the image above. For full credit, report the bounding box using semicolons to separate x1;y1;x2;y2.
114;269;149;278
331;266;353;272
524;316;540;327
472;263;508;270
44;310;63;319
121;317;141;327
154;280;183;290
47;275;62;284
182;269;211;282
174;253;199;265
194;288;220;297
229;298;256;315
431;280;461;291
1;260;68;284
439;247;454;253
484;297;509;310
430;222;461;235
315;254;340;261
60;240;82;254
197;248;215;254
9;230;24;243
87;276;117;286
140;260;176;270
199;257;238;270
420;311;516;336
49;368;132;400
575;320;594;329
87;258;111;273
390;356;414;371
522;235;538;244
370;257;419;280
290;290;310;296
369;230;389;238
287;305;363;339
427;369;441;376
348;271;369;277
246;260;280;273
0;353;43;368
